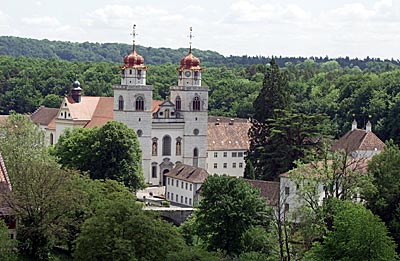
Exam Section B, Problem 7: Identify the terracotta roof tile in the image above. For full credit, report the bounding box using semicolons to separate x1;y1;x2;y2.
30;106;59;127
246;179;280;206
152;100;163;114
84;97;114;128
164;163;209;183
207;116;251;151
67;96;101;120
331;129;385;153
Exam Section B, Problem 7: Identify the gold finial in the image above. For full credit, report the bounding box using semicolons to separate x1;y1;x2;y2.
188;26;194;53
130;24;137;52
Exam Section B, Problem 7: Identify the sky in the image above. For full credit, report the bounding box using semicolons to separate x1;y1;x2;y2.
1;0;400;59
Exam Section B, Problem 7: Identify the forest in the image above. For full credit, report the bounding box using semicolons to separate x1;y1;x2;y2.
1;41;400;142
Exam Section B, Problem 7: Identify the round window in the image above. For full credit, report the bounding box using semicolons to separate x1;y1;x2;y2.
137;129;143;137
193;129;199;135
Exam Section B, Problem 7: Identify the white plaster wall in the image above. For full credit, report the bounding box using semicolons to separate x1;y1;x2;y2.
206;150;246;177
165;177;197;206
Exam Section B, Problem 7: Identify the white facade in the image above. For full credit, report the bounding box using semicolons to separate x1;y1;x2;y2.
165;176;202;206
113;47;208;186
206;150;246;177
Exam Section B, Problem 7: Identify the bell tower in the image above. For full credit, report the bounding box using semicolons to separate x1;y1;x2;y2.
113;25;153;183
170;27;208;168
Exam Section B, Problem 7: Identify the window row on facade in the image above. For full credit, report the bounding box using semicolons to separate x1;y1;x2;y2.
167;177;193;191
212;162;244;169
117;95;202;111
166;192;192;205
211;151;246;158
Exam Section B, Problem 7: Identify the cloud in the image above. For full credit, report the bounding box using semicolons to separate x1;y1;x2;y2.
21;16;60;27
328;3;375;20
223;0;311;24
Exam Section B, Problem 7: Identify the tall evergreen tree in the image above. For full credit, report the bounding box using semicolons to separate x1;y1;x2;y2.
247;58;290;180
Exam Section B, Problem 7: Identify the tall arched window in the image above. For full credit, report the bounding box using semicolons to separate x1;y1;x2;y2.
50;133;54;145
193;148;199;167
135;96;144;111
192;96;200;111
175;96;181;111
162;135;171;156
118;95;124;110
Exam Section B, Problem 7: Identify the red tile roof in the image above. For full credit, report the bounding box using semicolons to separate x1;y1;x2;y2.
84;97;114;128
164;163;209;183
246;179;280;206
152;100;163;114
208;116;251;151
30;106;59;129
331;129;385;153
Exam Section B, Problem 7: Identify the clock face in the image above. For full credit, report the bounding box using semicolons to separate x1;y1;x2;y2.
185;71;191;77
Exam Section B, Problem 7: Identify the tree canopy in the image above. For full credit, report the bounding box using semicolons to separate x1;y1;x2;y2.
53;121;145;191
194;175;271;255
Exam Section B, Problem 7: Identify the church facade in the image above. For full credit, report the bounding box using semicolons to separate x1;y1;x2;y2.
113;38;208;186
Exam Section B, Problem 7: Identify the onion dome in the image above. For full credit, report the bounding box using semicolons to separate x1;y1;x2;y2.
123;49;145;68
178;49;202;71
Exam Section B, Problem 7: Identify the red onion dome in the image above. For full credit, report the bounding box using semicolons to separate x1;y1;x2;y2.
179;50;201;70
123;49;145;67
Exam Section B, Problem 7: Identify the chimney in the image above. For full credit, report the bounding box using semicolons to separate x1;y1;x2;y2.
366;121;372;132
229;118;234;125
71;80;82;103
351;119;357;131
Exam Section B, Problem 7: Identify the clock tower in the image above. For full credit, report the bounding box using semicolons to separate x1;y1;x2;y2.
170;27;208;168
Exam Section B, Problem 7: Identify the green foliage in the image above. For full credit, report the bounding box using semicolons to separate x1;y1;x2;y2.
165;246;221;261
366;140;400;249
41;94;62;108
194;175;271;255
305;200;398;261
0;220;18;261
53;121;145;191
74;191;184;261
243;159;255;180
0;113;76;260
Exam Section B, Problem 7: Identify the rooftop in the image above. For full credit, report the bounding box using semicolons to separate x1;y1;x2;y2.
246;179;280;206
331;128;385;153
208;116;251;151
164;163;209;184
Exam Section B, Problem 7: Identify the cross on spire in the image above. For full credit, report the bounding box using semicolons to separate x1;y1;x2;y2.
188;26;194;53
130;24;137;52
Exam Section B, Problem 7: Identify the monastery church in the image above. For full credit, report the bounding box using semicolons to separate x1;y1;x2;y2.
31;27;250;185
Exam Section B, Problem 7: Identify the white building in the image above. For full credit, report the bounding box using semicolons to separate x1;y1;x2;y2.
280;121;384;221
207;117;251;177
164;163;208;206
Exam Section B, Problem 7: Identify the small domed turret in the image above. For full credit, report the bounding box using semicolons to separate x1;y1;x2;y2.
71;80;82;103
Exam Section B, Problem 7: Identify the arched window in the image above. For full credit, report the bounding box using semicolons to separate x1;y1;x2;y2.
176;138;182;156
136;96;144;111
193;148;199;167
192;96;200;111
50;133;54;145
175;96;181;111
162;135;171;156
118;95;124;111
165;109;170;118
